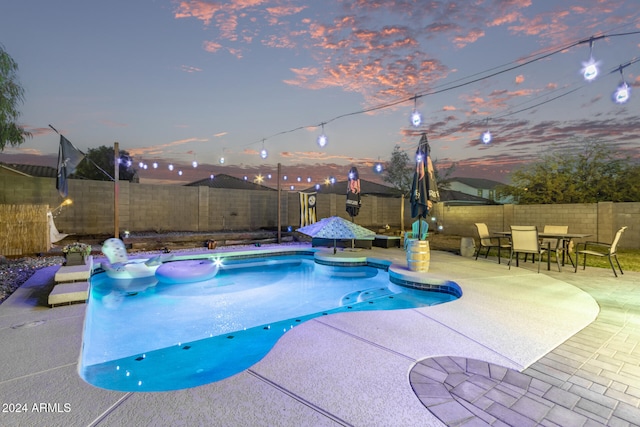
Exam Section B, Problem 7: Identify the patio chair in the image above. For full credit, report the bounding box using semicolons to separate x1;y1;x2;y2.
474;223;510;264
509;225;559;273
541;225;574;268
404;220;428;250
574;226;627;277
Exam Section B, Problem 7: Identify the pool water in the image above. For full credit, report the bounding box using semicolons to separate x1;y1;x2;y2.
80;254;458;392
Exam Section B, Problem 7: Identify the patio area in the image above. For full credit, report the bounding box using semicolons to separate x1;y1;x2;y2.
1;244;639;426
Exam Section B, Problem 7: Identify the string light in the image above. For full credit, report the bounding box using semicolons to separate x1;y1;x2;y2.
168;164;174;171
612;63;632;104
317;123;327;148
152;162;158;169
582;38;601;81
260;140;268;159
410;95;422;127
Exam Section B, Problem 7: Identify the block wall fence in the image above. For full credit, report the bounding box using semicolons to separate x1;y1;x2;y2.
1;175;638;249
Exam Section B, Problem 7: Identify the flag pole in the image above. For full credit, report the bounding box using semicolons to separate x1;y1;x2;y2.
114;142;119;238
277;162;281;244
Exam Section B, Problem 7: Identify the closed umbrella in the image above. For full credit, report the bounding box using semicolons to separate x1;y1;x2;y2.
346;166;361;220
410;133;440;238
298;216;375;254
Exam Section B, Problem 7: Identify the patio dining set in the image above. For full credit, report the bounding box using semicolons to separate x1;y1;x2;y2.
473;223;628;277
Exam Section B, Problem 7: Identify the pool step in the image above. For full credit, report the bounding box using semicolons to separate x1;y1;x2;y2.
50;259;93;307
48;281;89;306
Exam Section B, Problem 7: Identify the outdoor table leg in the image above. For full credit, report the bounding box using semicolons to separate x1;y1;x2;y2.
546;241;551;271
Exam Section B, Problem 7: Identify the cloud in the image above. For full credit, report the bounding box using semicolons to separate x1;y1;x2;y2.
515;75;525;84
181;65;203;73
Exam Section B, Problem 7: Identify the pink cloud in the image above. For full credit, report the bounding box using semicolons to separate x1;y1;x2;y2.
515;75;525;84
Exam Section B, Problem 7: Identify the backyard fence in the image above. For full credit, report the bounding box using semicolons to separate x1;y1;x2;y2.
0;175;638;253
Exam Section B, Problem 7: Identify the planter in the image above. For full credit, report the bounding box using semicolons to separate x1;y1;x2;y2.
64;252;86;266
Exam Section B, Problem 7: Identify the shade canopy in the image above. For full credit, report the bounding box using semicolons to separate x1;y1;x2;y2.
298;216;375;240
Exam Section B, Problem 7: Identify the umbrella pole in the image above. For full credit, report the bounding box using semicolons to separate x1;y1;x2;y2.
333;239;337;254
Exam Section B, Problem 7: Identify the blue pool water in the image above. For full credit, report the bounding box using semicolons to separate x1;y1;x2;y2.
80;253;459;392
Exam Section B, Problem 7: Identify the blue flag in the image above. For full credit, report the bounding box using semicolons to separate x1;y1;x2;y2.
56;135;85;197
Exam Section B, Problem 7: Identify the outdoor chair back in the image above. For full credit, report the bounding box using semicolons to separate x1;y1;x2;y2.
575;226;627;277
404;220;428;250
474;223;510;264
509;225;558;272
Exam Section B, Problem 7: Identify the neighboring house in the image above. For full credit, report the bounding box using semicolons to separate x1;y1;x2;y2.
448;177;512;204
185;173;276;191
301;179;403;197
0;162;58;178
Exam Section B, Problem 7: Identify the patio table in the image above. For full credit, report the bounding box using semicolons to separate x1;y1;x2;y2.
493;231;592;271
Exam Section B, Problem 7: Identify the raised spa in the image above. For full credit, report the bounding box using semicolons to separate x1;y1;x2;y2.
80;251;460;392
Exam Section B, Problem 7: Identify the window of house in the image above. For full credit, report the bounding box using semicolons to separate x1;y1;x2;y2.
477;189;483;197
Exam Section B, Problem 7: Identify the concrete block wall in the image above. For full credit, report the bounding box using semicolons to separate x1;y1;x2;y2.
1;175;637;248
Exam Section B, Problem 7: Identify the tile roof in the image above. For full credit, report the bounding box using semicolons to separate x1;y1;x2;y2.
185;174;276;191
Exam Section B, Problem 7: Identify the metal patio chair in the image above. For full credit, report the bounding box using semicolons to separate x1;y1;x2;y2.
474;223;510;264
575;226;627;277
509;225;559;273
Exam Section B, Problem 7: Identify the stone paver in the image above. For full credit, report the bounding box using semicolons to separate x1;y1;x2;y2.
411;261;640;427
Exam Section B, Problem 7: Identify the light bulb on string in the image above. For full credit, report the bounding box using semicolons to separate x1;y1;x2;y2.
317;123;327;148
373;156;383;174
152;162;158;169
581;38;600;81
259;139;268;159
613;66;631;104
168;164;174;171
481;130;492;144
192;160;198;168
219;147;226;165
410;95;422;127
178;170;183;176
480;119;492;144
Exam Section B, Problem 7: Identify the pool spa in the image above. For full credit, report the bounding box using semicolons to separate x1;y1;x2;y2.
80;250;461;392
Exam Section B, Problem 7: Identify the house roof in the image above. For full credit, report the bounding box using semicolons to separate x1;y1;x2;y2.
450;177;505;190
439;189;498;205
300;179;403;197
0;162;58;178
185;174;276;191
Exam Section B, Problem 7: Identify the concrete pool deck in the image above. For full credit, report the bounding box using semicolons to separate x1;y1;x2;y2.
1;245;639;426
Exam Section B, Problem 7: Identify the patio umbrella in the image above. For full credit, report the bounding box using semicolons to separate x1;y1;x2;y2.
346;166;361;220
298;216;375;254
410;133;440;238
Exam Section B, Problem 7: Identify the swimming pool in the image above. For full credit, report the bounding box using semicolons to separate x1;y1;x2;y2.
80;251;460;392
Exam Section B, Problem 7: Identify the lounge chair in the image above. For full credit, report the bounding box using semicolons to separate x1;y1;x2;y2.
574;226;627;277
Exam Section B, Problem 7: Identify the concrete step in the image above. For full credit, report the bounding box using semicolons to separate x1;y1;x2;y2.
54;262;92;283
48;281;89;307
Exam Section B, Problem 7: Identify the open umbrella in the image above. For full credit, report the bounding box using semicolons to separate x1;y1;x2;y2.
410;133;440;238
346;166;361;219
298;216;375;254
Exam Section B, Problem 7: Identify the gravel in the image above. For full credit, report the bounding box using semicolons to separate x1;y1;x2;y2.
0;255;65;304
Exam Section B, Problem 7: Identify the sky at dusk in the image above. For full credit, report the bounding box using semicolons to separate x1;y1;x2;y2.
1;0;639;189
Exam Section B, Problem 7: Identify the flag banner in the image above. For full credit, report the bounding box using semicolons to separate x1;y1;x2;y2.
56;135;85;197
299;192;317;227
346;166;361;218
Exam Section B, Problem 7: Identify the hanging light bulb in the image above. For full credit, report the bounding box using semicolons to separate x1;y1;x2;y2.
410;96;422;127
317;123;327;148
152;162;158;169
178;170;183;176
374;163;383;174
481;130;492;144
219;156;225;164
267;174;272;179
192;160;198;168
138;161;144;168
613;66;631;104
260;139;268;159
168;164;174;171
582;38;600;81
